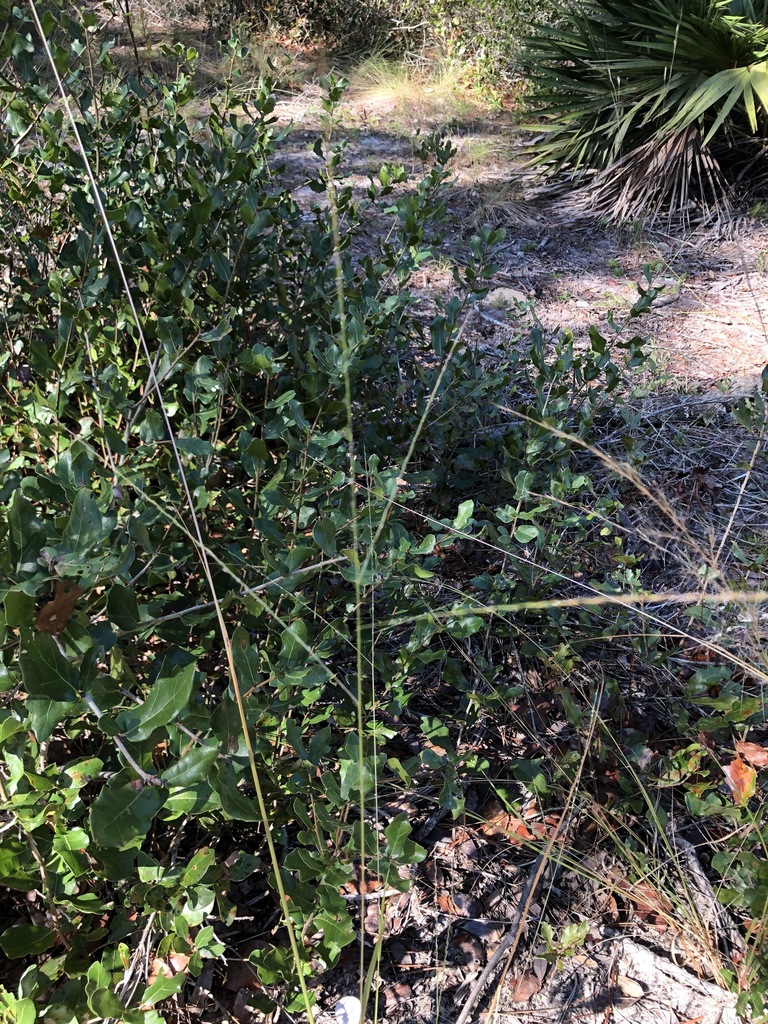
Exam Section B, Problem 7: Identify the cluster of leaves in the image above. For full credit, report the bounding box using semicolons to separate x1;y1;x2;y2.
521;0;768;223
2;6;767;1024
391;0;570;81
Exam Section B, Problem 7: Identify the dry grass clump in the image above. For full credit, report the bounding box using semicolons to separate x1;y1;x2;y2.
346;55;490;126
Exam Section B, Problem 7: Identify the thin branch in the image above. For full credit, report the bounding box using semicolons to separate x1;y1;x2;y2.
83;693;163;787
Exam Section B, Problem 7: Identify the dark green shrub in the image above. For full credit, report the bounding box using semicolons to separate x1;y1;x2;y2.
0;13;604;1019
206;0;367;49
0;20;489;1017
203;0;565;80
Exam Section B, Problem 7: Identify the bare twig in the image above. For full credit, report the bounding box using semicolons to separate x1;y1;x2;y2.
454;853;547;1024
83;693;163;787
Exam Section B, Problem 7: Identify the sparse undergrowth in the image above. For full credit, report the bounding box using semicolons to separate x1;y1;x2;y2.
0;7;767;1024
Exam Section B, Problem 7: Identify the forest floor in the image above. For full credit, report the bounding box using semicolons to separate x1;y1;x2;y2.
272;77;768;394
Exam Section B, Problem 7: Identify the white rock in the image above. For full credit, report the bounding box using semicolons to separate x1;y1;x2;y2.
336;996;362;1024
485;287;529;307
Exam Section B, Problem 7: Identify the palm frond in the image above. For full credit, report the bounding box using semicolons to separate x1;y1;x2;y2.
520;0;768;222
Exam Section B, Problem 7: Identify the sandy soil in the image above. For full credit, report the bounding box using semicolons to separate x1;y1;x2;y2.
272;81;768;396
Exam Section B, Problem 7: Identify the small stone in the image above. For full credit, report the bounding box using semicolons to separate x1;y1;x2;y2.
486;287;529;307
336;996;362;1024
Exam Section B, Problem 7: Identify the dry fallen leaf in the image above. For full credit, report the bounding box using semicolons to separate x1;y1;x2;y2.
168;952;190;974
224;960;261;992
532;957;548;981
437;892;464;915
690;465;721;505
36;580;84;634
629;881;670;931
616;975;644;999
510;971;542;1002
454;931;484;971
147;957;173;985
735;740;768;768
723;756;757;806
384;982;412;1014
479;806;535;845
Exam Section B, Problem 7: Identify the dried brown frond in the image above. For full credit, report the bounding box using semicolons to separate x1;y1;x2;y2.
577;125;733;230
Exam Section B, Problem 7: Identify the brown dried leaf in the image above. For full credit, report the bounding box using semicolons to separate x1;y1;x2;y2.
168;952;191;974
384;982;412;1015
363;896;385;937
510;971;542;1002
723;756;757;806
599;891;620;923
437;893;462;914
632;881;670;917
224;960;261;992
36;581;84;634
454;932;484;971
609;872;669;932
697;731;716;752
691;466;720;490
735;740;768;768
479;809;534;845
147;957;173;985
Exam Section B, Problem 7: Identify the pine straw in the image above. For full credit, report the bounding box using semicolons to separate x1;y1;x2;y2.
599;397;768;598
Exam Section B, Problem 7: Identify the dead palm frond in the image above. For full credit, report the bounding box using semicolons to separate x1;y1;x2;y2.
580;123;733;228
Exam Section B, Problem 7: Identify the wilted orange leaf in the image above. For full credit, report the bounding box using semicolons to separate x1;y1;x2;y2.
735;740;768;768
437;893;465;915
723;757;757;806
479;804;535;844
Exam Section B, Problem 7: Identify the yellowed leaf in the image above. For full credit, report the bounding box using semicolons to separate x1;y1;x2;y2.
723;756;757;806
